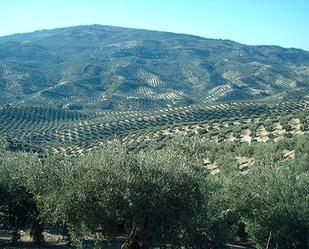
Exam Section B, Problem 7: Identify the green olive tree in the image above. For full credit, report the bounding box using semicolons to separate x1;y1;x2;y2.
30;141;221;248
0;151;44;245
220;159;309;248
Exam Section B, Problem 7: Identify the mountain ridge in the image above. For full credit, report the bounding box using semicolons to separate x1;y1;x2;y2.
0;24;308;111
1;24;308;52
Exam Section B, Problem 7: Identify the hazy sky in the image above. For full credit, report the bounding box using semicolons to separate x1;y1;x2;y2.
1;0;308;50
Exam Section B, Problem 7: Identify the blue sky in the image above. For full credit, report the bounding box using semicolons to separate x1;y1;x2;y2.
1;0;308;50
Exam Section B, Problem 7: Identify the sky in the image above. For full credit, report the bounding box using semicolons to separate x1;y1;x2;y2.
0;0;308;50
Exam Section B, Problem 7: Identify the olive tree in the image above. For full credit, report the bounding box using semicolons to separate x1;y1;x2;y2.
220;159;309;248
0;150;44;244
31;141;218;248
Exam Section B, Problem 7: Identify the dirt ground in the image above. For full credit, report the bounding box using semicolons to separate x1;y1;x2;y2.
0;230;123;249
0;230;66;249
0;230;255;249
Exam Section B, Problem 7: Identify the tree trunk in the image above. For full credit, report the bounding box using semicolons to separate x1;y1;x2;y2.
266;230;272;249
121;227;149;249
11;229;20;244
30;218;44;245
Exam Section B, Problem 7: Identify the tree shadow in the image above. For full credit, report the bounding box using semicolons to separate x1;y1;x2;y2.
0;238;69;249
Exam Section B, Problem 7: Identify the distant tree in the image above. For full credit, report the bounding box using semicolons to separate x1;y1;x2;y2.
68;104;84;110
268;132;275;140
236;144;254;157
232;127;242;139
0;137;7;151
294;134;309;172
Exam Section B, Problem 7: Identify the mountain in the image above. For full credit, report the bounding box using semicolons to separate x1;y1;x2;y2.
0;25;309;111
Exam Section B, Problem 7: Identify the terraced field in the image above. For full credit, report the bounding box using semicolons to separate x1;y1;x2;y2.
1;99;308;155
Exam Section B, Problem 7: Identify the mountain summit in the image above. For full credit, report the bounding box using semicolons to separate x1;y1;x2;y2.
0;25;308;111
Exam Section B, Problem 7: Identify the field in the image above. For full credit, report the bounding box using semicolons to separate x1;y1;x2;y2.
0;99;308;156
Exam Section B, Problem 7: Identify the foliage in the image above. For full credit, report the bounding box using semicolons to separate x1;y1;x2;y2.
219;159;309;248
28;141;224;248
0;150;44;244
0;134;309;248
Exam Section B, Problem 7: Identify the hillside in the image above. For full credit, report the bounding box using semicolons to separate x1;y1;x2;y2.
1;99;308;154
1;24;309;249
0;25;309;111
